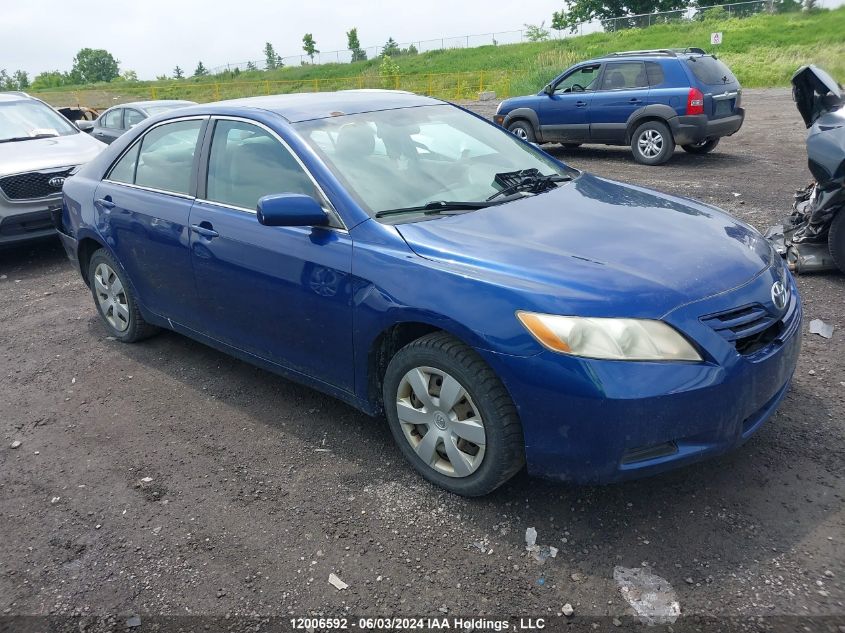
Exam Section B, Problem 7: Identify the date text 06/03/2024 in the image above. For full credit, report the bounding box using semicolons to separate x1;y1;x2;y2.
290;617;546;630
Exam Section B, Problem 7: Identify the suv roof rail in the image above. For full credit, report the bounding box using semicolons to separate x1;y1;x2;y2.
604;47;708;58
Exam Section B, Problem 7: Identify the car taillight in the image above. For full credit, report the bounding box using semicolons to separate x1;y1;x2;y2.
687;88;704;116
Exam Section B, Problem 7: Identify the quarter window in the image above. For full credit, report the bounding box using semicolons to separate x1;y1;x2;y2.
646;62;666;87
600;62;649;90
107;119;202;194
102;108;123;129
206;120;317;211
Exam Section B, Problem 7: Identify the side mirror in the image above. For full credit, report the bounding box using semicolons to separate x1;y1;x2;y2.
257;193;329;227
543;84;554;96
76;120;94;132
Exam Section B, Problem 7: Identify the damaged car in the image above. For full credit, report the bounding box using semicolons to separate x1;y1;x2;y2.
765;65;845;273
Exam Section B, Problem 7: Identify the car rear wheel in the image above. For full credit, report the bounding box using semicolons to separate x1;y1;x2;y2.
507;120;536;143
631;120;674;165
88;249;159;343
828;211;845;274
383;332;525;496
682;137;720;154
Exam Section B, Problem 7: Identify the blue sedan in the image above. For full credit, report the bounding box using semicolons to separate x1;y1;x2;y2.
56;90;802;496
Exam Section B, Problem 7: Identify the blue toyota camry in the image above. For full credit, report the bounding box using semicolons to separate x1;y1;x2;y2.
56;90;801;496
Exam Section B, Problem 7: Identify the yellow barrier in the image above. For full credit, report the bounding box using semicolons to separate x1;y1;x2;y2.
33;70;520;109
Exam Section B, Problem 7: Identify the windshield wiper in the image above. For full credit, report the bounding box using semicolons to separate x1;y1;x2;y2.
0;133;59;144
375;200;499;218
486;171;571;201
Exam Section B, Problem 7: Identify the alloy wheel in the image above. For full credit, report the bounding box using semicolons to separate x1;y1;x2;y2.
638;129;664;158
94;263;130;332
395;366;486;478
512;127;528;140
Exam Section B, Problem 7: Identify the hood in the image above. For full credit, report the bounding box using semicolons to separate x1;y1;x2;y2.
395;174;771;317
0;132;104;176
792;65;843;128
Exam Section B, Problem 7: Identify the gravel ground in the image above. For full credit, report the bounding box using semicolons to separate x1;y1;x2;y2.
1;88;843;633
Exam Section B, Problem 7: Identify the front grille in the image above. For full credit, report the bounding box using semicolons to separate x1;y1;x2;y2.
0;167;74;201
701;302;786;356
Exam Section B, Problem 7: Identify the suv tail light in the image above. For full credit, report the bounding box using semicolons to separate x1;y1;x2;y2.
686;88;704;116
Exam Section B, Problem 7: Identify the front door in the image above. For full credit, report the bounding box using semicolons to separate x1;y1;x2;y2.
588;61;650;143
538;64;602;142
188;118;354;391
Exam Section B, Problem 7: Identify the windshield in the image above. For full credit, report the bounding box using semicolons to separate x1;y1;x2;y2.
0;99;78;142
296;104;574;218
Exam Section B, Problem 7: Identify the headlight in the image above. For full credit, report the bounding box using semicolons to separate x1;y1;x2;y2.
516;311;702;361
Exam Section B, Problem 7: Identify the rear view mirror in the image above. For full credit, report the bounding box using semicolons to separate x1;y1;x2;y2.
257;193;329;227
76;120;94;132
543;84;554;96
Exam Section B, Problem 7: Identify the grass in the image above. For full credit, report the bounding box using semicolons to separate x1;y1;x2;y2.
33;7;845;108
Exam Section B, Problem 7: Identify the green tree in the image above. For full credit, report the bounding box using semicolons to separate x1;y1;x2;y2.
382;37;401;56
71;48;120;83
120;69;138;82
347;27;367;62
302;33;319;63
804;0;819;11
246;61;258;71
13;70;29;89
523;21;550;41
379;54;400;88
557;0;688;32
31;70;69;89
402;43;419;56
774;0;801;11
552;9;568;34
194;61;208;77
264;42;278;70
0;70;14;91
173;65;184;79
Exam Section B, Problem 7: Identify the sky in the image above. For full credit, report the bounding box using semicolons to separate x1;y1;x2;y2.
3;0;565;79
4;0;844;80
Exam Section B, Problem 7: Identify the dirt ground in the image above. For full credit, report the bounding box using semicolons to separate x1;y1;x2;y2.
1;89;843;633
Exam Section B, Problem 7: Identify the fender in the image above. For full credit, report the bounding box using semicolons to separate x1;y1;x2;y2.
625;104;679;142
503;108;544;142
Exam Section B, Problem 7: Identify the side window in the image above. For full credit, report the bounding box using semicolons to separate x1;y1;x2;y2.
124;109;145;128
206;120;318;211
108;143;141;184
554;65;601;93
133;119;203;195
102;109;122;129
646;62;666;87
600;62;648;90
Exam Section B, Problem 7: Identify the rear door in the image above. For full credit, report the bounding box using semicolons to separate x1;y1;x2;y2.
93;108;123;144
538;64;602;142
683;55;742;120
588;61;650;143
95;116;207;325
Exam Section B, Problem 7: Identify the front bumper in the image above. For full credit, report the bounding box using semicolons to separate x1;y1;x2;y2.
0;196;62;246
480;265;802;484
670;109;745;145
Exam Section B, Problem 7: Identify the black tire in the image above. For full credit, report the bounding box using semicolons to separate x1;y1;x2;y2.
562;143;582;149
383;332;525;496
88;248;159;343
681;137;720;154
630;120;675;165
828;212;845;274
507;120;536;143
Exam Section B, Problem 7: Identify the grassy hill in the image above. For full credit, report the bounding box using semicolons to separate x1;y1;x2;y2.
35;7;845;108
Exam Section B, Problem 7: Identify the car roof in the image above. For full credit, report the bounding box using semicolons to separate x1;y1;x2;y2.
108;100;197;110
175;90;443;123
585;48;710;64
0;91;35;103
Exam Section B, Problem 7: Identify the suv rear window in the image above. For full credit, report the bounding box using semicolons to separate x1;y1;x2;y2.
685;56;737;85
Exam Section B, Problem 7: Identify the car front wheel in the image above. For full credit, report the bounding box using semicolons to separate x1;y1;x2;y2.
88;248;159;343
682;137;720;154
507;120;536;143
383;332;525;496
631;120;674;165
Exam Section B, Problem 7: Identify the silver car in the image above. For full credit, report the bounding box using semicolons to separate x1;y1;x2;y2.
0;92;104;246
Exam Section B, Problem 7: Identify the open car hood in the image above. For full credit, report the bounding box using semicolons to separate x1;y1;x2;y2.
792;65;843;128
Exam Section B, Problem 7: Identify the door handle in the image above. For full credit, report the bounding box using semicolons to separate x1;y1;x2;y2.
96;197;115;209
575;101;587;107
191;223;219;238
629;98;642;103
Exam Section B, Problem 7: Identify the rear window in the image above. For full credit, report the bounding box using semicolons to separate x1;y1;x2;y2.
685;56;737;86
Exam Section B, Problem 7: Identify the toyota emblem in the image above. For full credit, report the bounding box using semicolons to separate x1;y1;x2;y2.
771;280;788;311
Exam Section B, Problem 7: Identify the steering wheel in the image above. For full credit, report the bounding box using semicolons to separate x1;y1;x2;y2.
571;83;585;92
